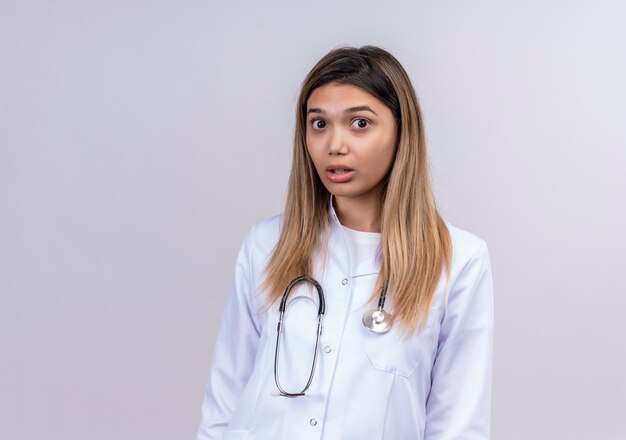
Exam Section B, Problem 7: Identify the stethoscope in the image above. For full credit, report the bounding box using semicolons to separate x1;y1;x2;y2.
273;275;393;397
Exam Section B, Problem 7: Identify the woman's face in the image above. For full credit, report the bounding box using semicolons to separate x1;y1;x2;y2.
305;82;398;204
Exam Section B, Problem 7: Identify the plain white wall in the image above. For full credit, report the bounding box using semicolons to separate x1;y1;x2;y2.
1;1;625;439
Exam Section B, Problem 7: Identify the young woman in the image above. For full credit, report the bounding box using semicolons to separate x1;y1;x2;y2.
196;46;494;440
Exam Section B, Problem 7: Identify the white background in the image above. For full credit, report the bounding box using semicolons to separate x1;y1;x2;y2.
1;1;625;439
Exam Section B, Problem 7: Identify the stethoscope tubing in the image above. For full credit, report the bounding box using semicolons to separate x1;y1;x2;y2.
274;276;325;397
273;275;392;397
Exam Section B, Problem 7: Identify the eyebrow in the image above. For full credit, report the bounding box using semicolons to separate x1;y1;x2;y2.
307;105;378;116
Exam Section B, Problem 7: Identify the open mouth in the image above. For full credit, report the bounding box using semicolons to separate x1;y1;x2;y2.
325;167;355;183
330;169;352;174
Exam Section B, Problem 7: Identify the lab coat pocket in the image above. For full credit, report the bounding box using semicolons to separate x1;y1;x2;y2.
222;430;249;440
363;306;440;378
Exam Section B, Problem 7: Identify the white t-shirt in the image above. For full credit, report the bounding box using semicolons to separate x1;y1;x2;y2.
341;224;381;270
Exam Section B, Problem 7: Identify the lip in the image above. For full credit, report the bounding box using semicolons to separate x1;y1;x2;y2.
326;164;354;172
325;164;355;183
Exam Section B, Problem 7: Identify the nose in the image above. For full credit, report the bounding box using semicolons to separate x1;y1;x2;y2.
328;128;349;156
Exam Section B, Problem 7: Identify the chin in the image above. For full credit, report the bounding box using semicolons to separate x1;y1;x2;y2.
326;188;368;199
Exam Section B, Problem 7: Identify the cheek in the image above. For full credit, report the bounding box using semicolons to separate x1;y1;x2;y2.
305;137;324;170
378;132;398;170
360;147;394;183
366;134;396;169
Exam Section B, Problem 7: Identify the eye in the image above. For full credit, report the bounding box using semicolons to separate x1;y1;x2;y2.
310;119;326;129
351;118;370;129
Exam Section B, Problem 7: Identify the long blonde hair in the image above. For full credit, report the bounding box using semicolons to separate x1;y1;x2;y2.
261;46;452;334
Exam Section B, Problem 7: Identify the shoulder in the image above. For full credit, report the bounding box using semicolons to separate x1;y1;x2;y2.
230;213;284;291
445;220;488;260
443;219;491;284
439;219;494;328
251;213;283;237
239;213;284;262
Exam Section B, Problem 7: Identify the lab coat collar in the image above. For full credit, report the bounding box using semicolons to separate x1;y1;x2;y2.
328;192;339;224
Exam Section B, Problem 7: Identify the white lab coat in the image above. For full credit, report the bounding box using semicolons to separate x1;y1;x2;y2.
196;195;494;440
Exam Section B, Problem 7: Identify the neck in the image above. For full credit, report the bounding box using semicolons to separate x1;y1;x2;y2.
333;189;383;233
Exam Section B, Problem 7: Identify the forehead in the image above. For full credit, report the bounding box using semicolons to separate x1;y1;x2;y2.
307;82;385;110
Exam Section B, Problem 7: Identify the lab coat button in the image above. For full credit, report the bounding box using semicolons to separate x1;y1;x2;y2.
341;278;348;285
324;345;332;353
310;418;318;426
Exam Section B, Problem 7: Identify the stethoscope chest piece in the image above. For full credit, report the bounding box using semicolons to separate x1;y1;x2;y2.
362;308;393;334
